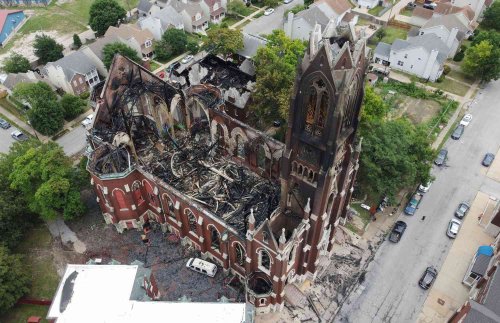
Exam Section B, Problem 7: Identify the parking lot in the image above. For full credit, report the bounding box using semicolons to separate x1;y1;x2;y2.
0;126;16;153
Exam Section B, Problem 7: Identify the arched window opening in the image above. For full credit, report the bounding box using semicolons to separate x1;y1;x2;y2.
187;210;197;233
165;196;175;218
327;193;334;214
304;79;329;137
235;243;245;266
257;145;266;170
292;162;297;174
259;250;271;271
114;190;128;210
288;245;296;265
236;135;245;158
298;165;303;176
262;231;269;244
132;182;145;206
210;226;221;251
216;124;224;146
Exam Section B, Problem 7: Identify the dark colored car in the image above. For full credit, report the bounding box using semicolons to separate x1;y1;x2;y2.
166;61;181;72
407;2;417;8
419;266;438;289
273;120;281;127
451;124;465;140
434;149;448;166
389;221;407;243
404;192;423;215
0;118;11;129
482;153;495;167
455;202;470;219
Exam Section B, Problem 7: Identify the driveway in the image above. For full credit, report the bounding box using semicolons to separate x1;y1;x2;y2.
242;0;304;36
334;79;500;323
56;125;87;156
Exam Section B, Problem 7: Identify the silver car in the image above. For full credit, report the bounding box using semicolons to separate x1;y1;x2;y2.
447;219;462;238
455;202;470;219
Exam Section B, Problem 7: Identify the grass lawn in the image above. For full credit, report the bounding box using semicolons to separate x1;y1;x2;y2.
447;69;476;85
430;77;470;96
357;18;372;26
150;60;161;71
351;203;372;227
0;227;59;323
380;26;408;44
223;14;243;27
368;5;385;16
0;97;27;121
400;8;413;16
236;20;252;30
254;11;264;18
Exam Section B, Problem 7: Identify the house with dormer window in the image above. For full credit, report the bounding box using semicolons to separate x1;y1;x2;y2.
170;0;209;33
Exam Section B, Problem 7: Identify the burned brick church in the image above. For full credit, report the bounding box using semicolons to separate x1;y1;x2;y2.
86;23;368;313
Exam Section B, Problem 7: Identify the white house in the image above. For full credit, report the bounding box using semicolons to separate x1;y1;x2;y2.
105;24;154;58
448;0;487;20
357;0;378;9
137;6;185;40
374;34;449;81
170;0;209;33
44;51;101;95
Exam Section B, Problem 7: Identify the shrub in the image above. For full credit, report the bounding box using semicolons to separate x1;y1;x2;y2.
442;65;451;75
453;51;465;61
436;75;445;83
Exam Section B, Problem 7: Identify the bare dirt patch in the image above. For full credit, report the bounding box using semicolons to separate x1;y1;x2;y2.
389;95;442;124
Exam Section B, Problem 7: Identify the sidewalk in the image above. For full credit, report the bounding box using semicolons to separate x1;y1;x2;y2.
0;103;49;142
417;191;496;323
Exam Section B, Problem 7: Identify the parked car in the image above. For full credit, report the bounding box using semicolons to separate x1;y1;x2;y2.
455;202;470;219
447;218;462;238
166;61;181;72
284;0;293;3
423;2;437;9
434;149;448;166
11;130;28;141
419;266;438;289
418;181;432;193
181;55;194;64
406;2;417;8
389;221;407;243
273;120;281;127
81;114;94;127
0;118;11;129
482;153;495;167
451;124;465;140
404;192;423;215
186;258;217;277
460;114;472;127
264;8;275;15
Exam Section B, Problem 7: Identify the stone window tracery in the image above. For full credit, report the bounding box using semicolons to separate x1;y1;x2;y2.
304;78;329;137
186;210;197;233
234;243;245;266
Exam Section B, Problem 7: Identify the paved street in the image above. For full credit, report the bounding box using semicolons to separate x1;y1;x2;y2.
56;125;87;156
334;79;500;323
242;0;304;35
0;127;15;153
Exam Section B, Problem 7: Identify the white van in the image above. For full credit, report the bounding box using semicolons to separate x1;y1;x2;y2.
186;258;217;277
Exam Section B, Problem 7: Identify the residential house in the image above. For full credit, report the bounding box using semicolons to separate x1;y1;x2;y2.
105;24;154;58
84;34;126;73
0;10;25;46
0;71;54;95
44;51;101;95
434;2;475;22
236;33;267;76
449;238;500;323
410;7;434;27
357;0;378;9
137;0;160;16
373;34;449;81
202;0;226;23
313;0;351;24
46;262;253;323
170;0;209;33
137;6;185;40
444;0;488;20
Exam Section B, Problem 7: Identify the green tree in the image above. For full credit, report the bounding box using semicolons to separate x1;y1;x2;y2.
206;27;244;58
263;0;279;7
6;141;86;220
481;1;500;31
471;30;500;48
187;39;200;54
359;118;433;198
462;40;500;83
0;246;30;313
2;53;31;73
252;30;306;124
73;33;82;49
102;42;141;69
89;0;126;36
28;99;64;135
60;94;87;120
13;82;57;106
360;86;388;127
375;28;387;41
155;29;188;61
33;34;64;65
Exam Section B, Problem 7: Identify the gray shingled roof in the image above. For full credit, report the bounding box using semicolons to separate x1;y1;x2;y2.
374;42;391;58
407;34;449;63
471;254;492;276
137;0;153;13
464;301;500;323
423;14;469;33
153;6;183;28
237;33;267;58
392;39;410;51
45;51;96;82
2;72;39;90
483;268;500;317
296;6;330;29
88;34;121;60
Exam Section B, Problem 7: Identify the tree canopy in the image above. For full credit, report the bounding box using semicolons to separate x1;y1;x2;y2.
471;30;500;48
4;141;86;220
73;33;82;49
360;86;388;126
0;246;30;313
89;0;126;36
481;1;500;31
155;29;188;61
2;53;31;73
462;40;500;83
251;30;306;125
60;94;87;120
206;27;244;59
13;82;57;106
102;42;141;69
33;34;64;65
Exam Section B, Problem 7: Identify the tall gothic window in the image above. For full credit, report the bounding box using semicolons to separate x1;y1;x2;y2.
235;243;245;266
186;210;197;233
210;226;221;251
304;79;329;137
342;78;360;130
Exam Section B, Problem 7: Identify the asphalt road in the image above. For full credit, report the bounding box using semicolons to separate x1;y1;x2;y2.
242;0;304;35
0;127;16;153
334;79;500;323
56;125;87;156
